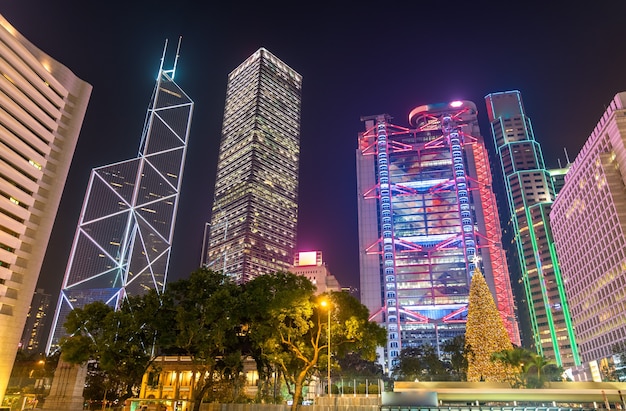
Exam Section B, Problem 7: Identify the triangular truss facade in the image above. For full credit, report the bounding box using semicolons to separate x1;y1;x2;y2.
47;44;193;352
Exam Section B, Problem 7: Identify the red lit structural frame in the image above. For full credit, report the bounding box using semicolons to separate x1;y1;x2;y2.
359;103;519;365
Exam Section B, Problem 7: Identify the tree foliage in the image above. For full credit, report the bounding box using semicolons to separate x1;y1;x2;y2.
392;345;453;382
491;346;563;388
442;335;468;381
60;292;166;402
60;269;386;411
162;268;244;411
242;271;386;411
336;352;384;380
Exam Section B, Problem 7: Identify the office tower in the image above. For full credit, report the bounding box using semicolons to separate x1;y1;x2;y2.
47;40;193;351
289;251;341;294
0;15;91;402
19;288;51;353
204;48;302;283
485;90;580;368
548;166;570;195
357;101;519;372
551;92;626;372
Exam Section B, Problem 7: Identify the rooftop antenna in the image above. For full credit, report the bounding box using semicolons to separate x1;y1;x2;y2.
158;39;168;78
564;147;571;165
557;158;562;168
161;36;182;80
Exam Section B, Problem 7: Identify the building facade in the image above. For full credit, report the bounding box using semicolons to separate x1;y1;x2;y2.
289;251;341;294
357;101;519;372
204;48;302;283
47;40;193;351
485;90;580;368
19;288;51;354
0;15;91;402
551;92;626;368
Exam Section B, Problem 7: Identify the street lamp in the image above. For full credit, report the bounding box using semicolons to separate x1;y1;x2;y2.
320;299;331;397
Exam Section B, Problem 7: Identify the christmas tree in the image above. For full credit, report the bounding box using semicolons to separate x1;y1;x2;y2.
465;265;518;383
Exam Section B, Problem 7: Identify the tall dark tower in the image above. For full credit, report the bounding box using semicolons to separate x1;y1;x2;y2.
204;48;302;283
485;90;579;368
48;39;194;352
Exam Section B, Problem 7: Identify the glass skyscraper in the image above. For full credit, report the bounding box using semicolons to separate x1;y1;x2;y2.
0;15;91;402
485;90;579;368
47;40;193;351
357;101;519;372
204;48;302;283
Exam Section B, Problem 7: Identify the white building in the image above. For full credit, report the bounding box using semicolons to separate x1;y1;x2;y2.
0;14;91;402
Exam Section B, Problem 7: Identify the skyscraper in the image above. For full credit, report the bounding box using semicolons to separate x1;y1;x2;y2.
204;48;302;283
485;90;580;368
357;101;519;373
0;15;91;402
47;40;193;351
551;92;626;372
19;288;51;354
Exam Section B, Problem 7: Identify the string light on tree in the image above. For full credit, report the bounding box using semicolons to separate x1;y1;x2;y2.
465;259;518;383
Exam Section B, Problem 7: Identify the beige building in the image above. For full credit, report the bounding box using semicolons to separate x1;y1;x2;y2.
0;14;91;402
551;92;626;373
289;251;341;294
137;355;259;411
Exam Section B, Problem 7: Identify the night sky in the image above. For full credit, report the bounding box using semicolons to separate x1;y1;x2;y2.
3;2;626;300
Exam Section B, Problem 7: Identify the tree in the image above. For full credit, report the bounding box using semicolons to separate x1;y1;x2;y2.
242;272;386;411
442;335;468;381
161;268;244;411
524;353;558;388
392;347;424;381
465;266;518;383
392;345;448;381
336;352;384;380
490;347;562;387
60;293;166;403
491;346;532;387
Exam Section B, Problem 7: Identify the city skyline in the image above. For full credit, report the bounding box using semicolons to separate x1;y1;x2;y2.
3;3;626;317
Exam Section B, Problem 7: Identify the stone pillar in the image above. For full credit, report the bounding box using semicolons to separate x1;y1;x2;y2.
43;358;87;411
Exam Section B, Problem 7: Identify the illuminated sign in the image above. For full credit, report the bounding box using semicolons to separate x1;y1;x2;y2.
298;251;317;266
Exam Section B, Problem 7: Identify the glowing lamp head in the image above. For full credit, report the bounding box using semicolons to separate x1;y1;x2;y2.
450;100;463;108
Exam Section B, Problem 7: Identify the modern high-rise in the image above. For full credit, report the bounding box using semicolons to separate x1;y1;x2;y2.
204;48;302;283
47;40;193;351
19;288;51;354
357;101;519;373
0;15;91;403
551;92;626;372
485;90;580;368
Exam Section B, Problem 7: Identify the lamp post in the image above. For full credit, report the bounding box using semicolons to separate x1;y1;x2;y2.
320;299;331;397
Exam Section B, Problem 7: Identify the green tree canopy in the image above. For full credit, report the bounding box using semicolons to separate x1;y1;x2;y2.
241;272;386;411
60;292;166;402
162;268;244;411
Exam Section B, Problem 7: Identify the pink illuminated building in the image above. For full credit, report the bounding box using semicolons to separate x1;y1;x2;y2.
356;102;520;372
551;92;626;374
